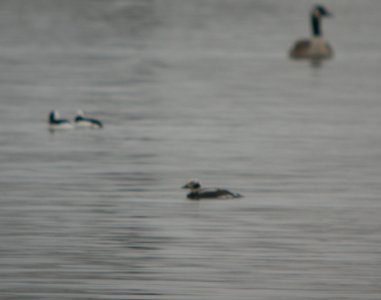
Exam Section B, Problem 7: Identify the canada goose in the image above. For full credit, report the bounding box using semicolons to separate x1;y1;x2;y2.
182;179;242;200
290;5;333;59
48;110;72;130
74;110;103;128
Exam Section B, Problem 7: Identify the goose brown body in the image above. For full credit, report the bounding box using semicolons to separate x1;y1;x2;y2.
290;37;333;59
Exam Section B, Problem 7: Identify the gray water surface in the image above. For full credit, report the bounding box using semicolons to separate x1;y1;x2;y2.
1;0;381;299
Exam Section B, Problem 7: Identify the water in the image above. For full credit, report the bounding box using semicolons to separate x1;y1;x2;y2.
1;0;381;299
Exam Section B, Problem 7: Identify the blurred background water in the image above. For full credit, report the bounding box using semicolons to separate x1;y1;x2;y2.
1;0;381;299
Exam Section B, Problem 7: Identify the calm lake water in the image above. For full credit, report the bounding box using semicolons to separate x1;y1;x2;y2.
1;0;381;299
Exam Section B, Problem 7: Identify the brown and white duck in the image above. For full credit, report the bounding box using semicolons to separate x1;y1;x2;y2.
182;179;242;200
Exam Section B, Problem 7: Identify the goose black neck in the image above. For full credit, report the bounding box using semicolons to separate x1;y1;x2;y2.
310;14;321;36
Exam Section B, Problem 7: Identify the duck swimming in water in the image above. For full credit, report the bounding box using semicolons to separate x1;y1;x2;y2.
290;5;333;59
74;110;103;128
48;110;72;130
182;179;242;200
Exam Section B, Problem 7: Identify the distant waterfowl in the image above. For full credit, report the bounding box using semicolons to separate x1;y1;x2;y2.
182;179;242;200
74;110;103;128
48;110;72;129
290;5;333;59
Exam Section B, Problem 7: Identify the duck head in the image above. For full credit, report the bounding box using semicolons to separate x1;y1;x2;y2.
182;179;201;191
49;110;59;122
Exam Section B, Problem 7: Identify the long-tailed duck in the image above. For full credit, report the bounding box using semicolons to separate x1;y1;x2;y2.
74;110;103;128
182;179;242;200
48;110;72;130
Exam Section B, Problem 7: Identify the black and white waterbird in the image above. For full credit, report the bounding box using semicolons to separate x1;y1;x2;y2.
182;179;242;200
74;110;103;128
290;4;333;59
48;110;72;129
